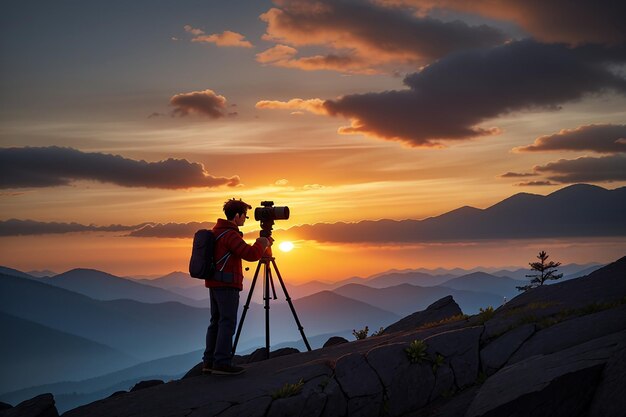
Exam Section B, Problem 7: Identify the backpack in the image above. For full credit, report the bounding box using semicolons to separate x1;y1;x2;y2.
189;229;231;279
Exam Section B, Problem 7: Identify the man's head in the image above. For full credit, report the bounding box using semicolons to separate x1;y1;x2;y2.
223;198;252;224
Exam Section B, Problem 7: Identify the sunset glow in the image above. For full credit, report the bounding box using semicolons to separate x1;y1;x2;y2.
1;0;624;283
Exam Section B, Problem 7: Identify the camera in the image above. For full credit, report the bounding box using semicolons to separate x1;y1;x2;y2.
254;201;290;222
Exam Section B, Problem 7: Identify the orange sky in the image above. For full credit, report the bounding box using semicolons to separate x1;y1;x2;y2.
1;1;625;281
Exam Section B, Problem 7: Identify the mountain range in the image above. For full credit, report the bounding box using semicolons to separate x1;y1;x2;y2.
276;184;626;242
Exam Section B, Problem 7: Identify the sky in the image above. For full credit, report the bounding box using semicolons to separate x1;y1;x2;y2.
1;0;625;282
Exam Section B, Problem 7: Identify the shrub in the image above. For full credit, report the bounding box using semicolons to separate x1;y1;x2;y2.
271;379;304;400
352;326;369;340
477;306;495;324
432;353;445;372
405;339;428;364
371;326;385;337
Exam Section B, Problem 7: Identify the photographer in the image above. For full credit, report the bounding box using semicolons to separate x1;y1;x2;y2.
203;198;271;375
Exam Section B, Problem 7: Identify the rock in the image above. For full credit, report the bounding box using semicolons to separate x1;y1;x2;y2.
323;336;349;348
266;375;327;417
507;304;626;365
383;296;463;335
218;396;272;417
0;393;58;417
588;346;626;417
466;330;626;417
319;377;348;417
182;362;203;379
334;352;383;417
425;326;483;388
480;323;536;375
0;403;12;411
129;380;164;392
367;342;435;416
106;391;127;399
187;401;231;417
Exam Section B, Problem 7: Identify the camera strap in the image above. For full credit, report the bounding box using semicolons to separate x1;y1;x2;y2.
215;230;233;271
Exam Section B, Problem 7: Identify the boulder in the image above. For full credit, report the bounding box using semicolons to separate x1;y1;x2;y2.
0;394;58;417
480;323;536;375
129;380;164;392
218;396;272;417
0;403;11;412
588;346;626;417
245;347;300;364
383;296;463;334
425;326;483;388
507;304;626;365
367;342;435;416
319;378;348;417
323;336;349;348
466;330;626;417
334;352;383;417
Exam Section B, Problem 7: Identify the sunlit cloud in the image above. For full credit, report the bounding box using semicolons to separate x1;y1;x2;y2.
256;45;376;74
384;0;626;44
0;146;241;189
127;222;215;238
170;89;233;118
255;98;329;115
184;25;253;48
259;0;507;73
534;154;626;183
515;124;626;154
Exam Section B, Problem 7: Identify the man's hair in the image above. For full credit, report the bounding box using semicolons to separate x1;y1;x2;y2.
223;198;252;220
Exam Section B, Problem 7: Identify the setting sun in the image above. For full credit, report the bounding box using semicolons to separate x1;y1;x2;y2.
279;241;295;252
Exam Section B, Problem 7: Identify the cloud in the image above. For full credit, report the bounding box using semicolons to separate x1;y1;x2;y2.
515;124;626;154
0;219;146;237
259;0;507;72
534;154;626;183
387;0;626;45
0;146;241;189
500;172;537;178
192;31;253;48
275;179;289;186
184;25;253;48
515;181;555;186
322;40;626;146
127;222;215;238
256;45;375;74
170;89;231;118
255;98;328;115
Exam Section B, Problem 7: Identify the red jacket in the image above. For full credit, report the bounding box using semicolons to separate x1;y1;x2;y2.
205;218;266;291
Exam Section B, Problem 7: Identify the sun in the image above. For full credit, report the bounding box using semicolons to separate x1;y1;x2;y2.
279;241;295;252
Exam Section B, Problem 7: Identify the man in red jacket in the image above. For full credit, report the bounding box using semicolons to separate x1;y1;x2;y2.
202;198;270;375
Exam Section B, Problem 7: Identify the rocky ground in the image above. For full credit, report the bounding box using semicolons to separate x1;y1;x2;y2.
3;256;625;417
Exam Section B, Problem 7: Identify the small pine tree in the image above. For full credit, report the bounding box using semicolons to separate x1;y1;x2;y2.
517;250;563;291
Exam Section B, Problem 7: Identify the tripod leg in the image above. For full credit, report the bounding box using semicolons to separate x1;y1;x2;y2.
264;261;271;360
271;258;312;352
232;260;262;356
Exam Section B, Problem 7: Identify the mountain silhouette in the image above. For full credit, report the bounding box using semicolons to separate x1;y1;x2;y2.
45;268;206;307
332;283;502;316
278;184;626;242
437;272;521;298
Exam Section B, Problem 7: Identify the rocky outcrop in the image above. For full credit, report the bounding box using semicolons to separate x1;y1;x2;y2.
323;336;349;348
21;257;626;417
382;295;462;334
0;394;58;417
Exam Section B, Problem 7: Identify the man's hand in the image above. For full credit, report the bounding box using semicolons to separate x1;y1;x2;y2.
256;237;270;249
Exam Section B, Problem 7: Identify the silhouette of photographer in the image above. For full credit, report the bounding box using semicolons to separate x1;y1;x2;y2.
202;198;271;375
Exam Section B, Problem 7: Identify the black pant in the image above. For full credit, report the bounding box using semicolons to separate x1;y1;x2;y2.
203;287;240;366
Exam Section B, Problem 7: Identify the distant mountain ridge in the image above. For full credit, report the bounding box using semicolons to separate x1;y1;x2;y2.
278;184;626;242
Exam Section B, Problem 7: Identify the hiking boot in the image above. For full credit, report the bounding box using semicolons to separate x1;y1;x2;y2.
211;364;245;376
201;361;213;374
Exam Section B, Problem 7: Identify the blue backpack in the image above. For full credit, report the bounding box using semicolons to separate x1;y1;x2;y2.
189;229;231;279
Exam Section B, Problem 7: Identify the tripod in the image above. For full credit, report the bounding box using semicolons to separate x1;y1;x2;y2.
232;245;312;360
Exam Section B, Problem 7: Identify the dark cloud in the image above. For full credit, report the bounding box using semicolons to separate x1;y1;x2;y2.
500;172;537;178
515;181;555;186
392;0;626;45
516;124;626;154
323;40;626;146
0;146;240;189
260;0;507;72
170;89;230;118
0;219;146;237
127;222;215;238
534;154;626;183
